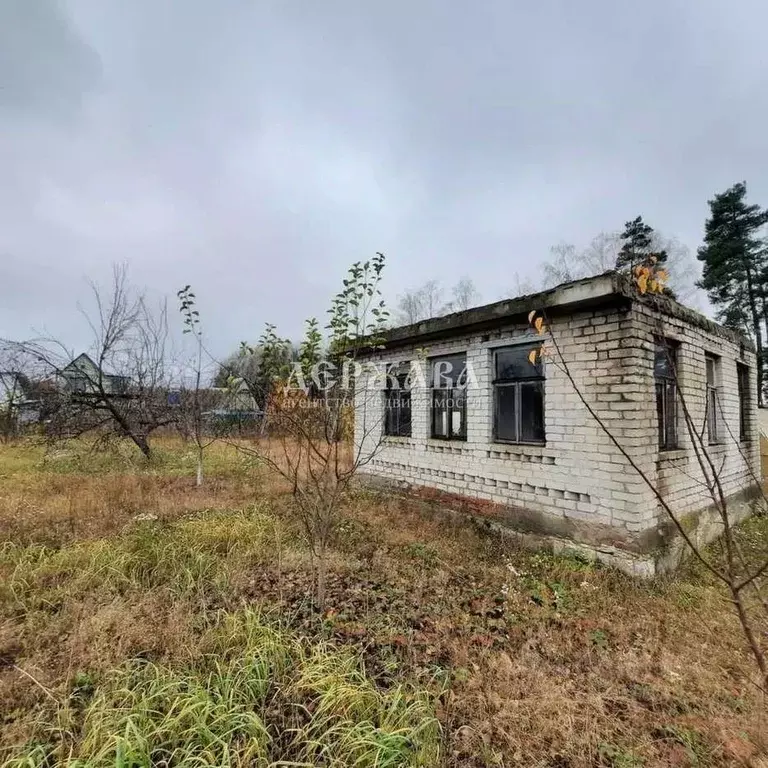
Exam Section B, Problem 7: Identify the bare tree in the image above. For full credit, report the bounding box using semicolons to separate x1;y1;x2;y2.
396;290;424;325
503;272;538;299
541;242;579;286
447;276;480;311
540;235;620;287
540;231;705;308
581;231;622;274
4;265;173;458
397;278;478;324
420;279;444;318
396;281;445;325
652;234;703;309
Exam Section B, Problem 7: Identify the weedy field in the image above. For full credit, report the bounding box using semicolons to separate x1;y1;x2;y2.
0;439;766;767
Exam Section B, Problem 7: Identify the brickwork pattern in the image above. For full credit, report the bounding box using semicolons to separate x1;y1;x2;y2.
633;303;760;520
354;302;759;547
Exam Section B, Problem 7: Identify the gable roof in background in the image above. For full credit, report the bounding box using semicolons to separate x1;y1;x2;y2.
61;352;100;374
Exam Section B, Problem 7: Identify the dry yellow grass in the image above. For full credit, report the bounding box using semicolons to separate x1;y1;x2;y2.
0;438;281;546
0;437;766;766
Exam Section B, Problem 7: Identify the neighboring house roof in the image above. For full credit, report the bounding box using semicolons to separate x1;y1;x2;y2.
208;385;259;411
361;272;750;354
61;353;128;385
61;352;100;374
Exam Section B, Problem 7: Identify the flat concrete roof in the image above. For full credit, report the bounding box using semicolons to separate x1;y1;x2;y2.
361;271;751;353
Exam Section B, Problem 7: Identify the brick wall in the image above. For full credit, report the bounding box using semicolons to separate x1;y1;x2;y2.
354;299;760;556
633;302;760;520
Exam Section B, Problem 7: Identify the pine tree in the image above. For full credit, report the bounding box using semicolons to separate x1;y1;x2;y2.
697;181;768;402
614;216;668;272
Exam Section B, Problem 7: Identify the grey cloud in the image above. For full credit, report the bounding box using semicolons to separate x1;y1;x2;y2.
1;0;767;360
0;0;101;121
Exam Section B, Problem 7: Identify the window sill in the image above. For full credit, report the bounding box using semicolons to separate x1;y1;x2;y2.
382;435;415;445
491;440;547;451
657;449;687;463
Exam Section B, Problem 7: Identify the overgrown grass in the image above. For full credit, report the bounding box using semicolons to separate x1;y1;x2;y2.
5;437;256;478
0;439;273;549
1;440;767;767
5;610;441;767
0;508;288;617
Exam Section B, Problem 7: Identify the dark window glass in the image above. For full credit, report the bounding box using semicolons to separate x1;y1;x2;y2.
492;344;545;444
655;380;665;447
706;357;715;386
654;344;676;378
430;355;467;440
705;354;719;444
655;338;678;450
520;381;545;442
384;368;412;437
431;354;467;388
495;347;544;380
737;363;750;441
495;385;517;442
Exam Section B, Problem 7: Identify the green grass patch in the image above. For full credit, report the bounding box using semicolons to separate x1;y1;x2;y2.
4;610;441;767
0;512;278;612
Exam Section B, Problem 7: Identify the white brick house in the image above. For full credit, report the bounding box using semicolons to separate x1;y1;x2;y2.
354;273;760;576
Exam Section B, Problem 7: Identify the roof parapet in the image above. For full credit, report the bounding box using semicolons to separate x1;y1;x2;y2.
359;271;751;353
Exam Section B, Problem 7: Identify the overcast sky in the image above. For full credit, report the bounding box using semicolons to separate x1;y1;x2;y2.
2;0;767;358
